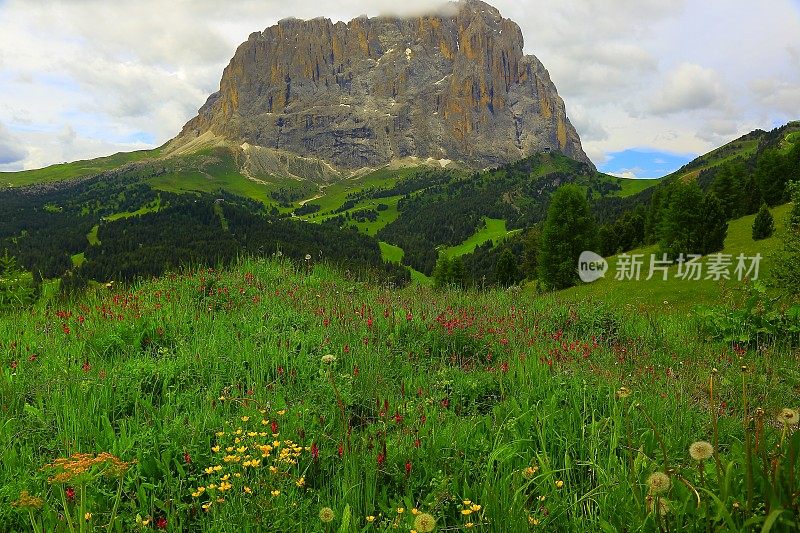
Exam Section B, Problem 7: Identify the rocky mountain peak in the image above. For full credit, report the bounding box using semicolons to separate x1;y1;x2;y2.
173;0;593;175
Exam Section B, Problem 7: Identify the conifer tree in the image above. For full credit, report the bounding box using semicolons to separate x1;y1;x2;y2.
751;203;774;240
538;185;596;290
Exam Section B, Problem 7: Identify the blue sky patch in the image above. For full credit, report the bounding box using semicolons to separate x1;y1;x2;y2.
600;149;697;179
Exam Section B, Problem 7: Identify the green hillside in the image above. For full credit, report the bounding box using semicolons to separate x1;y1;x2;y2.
561;203;792;310
0;148;162;187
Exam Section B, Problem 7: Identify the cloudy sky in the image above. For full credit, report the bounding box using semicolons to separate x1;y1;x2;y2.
0;0;798;177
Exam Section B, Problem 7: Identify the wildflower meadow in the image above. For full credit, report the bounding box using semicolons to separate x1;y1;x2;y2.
1;257;798;531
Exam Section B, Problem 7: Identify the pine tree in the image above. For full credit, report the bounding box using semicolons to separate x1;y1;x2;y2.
538;185;596;290
521;227;541;279
740;174;763;215
751;203;774;240
712;162;742;219
700;192;728;254
659;181;705;256
755;149;788;206
449;257;466;288
496;248;518;287
645;188;668;244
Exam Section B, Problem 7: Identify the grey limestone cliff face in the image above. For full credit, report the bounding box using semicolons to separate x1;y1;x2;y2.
176;0;593;171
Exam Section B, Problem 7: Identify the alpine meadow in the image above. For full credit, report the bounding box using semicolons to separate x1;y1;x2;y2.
1;1;799;532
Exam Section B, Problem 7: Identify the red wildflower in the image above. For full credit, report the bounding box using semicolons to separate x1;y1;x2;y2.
311;442;319;461
393;412;403;424
184;452;191;464
440;398;450;409
337;443;344;457
500;361;509;373
66;487;75;501
10;360;17;370
81;361;91;373
353;366;359;377
377;453;385;467
156;517;167;529
405;461;412;476
271;420;279;434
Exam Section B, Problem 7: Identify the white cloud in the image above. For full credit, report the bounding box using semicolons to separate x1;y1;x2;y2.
751;78;800;117
0;122;27;169
649;63;727;115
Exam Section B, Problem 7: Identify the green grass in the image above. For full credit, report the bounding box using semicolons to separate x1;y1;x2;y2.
87;225;100;246
70;252;85;267
613;177;660;197
0;149;162;187
149;170;276;206
441;218;519;259
104;198;161;221
379;241;404;263
560;204;792;311
299;167;416;215
0;257;797;531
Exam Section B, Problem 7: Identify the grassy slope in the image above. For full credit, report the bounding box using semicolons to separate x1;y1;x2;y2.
613;176;660;197
559;204;791;311
440;218;520;259
0;257;796;531
147;150;291;206
0;149;162;187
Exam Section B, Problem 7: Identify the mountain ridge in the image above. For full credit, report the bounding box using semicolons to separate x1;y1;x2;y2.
171;0;592;173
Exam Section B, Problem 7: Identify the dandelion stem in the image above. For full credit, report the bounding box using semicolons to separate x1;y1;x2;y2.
741;369;754;512
709;372;723;481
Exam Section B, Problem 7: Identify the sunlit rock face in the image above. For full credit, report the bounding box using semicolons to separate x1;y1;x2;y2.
176;0;592;171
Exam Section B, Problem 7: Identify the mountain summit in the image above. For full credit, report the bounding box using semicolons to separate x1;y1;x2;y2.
173;0;592;174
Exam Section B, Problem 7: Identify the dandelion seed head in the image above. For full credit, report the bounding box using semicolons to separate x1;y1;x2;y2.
413;512;437;533
646;472;671;494
777;408;799;426
319;507;335;523
689;441;714;461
